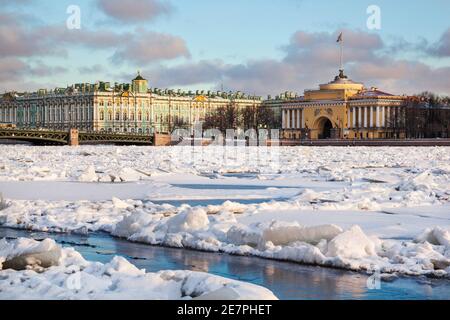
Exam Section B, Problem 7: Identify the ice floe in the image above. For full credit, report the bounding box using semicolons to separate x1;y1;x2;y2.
0;237;277;300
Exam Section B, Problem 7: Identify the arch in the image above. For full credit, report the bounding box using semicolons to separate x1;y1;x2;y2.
314;116;334;139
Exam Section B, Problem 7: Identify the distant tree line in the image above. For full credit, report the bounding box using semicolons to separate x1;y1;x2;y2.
406;92;450;138
203;104;280;132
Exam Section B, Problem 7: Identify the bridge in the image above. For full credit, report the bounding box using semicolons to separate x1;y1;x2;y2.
0;128;154;146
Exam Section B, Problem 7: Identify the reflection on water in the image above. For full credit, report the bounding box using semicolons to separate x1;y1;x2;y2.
1;227;450;300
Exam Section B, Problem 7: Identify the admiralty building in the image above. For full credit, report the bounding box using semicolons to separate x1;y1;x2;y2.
0;73;262;134
265;70;409;140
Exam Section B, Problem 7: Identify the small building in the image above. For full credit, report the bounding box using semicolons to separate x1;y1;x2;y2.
272;70;408;140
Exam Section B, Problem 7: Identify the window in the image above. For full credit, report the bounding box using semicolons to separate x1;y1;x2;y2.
123;111;128;121
99;110;105;121
108;111;113;121
115;112;120;121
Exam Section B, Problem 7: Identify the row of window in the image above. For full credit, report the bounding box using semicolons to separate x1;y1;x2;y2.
98;110;191;124
2;107;93;123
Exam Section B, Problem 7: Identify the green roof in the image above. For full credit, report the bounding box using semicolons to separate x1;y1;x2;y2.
133;72;146;81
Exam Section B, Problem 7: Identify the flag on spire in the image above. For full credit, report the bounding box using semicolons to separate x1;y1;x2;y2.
336;32;343;43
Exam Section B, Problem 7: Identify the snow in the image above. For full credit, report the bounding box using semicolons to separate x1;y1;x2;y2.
0;145;450;280
326;225;377;259
0;237;62;271
261;222;343;246
0;237;277;300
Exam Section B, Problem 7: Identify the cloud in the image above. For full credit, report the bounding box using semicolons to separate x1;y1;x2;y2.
33;25;131;50
427;28;450;57
146;60;228;87
143;29;450;96
0;10;190;65
29;61;68;77
97;0;172;23
0;12;60;58
78;64;106;75
111;30;190;65
0;58;28;83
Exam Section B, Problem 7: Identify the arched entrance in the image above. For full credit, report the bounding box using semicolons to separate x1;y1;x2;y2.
315;117;333;139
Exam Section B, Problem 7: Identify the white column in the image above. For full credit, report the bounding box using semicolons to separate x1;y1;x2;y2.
292;109;295;128
286;109;289;129
358;107;362;127
376;106;380;127
369;107;373;127
386;107;391;128
282;109;286;129
292;109;295;129
287;110;291;129
352;108;356;128
292;110;295;129
392;107;396;126
364;107;368;128
296;109;300;129
382;107;386;127
301;109;305;129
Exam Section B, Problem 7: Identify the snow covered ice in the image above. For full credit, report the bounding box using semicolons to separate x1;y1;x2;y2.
1;145;450;298
0;237;277;300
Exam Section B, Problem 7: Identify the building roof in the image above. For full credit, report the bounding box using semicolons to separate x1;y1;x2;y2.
133;71;146;81
354;89;394;97
317;70;364;92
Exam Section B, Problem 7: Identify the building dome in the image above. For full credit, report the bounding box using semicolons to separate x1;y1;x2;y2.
319;70;364;91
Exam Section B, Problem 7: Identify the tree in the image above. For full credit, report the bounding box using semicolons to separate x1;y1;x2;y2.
405;93;450;138
256;106;280;130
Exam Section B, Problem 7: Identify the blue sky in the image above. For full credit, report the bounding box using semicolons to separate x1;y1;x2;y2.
1;0;449;95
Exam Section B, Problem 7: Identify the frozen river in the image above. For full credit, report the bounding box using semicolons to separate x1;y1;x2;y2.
2;227;450;300
1;145;450;299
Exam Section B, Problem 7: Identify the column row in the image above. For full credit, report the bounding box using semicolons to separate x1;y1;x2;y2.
282;109;305;129
348;106;400;129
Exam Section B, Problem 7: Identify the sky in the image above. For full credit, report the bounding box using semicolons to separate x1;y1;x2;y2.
1;0;449;96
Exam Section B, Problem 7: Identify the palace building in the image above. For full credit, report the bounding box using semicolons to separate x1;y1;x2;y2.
269;70;408;140
0;73;262;134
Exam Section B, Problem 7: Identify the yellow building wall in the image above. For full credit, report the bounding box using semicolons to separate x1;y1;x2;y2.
302;105;347;139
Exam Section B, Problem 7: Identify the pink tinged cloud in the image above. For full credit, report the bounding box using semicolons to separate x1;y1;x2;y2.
97;0;173;23
112;31;190;64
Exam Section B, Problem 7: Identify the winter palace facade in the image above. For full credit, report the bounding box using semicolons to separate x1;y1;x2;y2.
0;73;262;134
